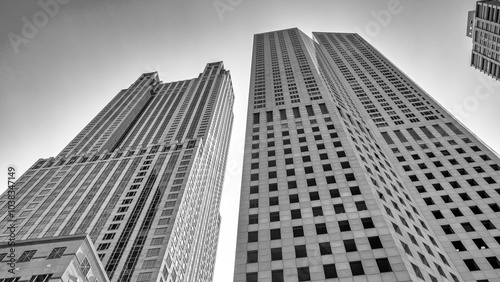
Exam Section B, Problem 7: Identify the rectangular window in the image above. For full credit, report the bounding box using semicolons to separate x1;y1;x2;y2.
319;103;329;114
253;113;260;124
419;126;435;138
433;124;449;136
306;105;314;116
407;128;422;140
267;111;273;122
394;130;408;142
349;261;365;276
279;109;287;120
381;132;394;144
323;264;337;278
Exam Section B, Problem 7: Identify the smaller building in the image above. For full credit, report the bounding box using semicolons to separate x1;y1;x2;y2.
0;234;109;282
467;1;500;80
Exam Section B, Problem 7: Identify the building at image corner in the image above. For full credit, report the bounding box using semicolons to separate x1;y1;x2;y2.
0;62;234;282
467;0;500;80
233;28;500;281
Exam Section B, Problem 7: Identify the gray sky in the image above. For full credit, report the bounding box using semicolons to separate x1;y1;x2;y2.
1;0;498;281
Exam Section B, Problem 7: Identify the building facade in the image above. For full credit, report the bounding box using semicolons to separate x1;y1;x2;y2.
467;1;500;80
0;62;234;282
234;28;500;282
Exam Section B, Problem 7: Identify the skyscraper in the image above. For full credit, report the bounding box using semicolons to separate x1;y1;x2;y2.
467;1;500;80
0;62;234;282
234;28;500;282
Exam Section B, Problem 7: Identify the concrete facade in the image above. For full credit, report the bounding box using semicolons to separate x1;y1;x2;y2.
234;28;500;282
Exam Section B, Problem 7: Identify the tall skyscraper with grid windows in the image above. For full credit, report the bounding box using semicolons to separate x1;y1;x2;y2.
467;1;500;80
234;28;500;282
0;62;234;282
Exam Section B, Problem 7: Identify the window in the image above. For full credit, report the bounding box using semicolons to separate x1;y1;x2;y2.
289;194;299;203
250;186;259;194
246;273;258;282
269;270;283;282
401;242;412;256
344;239;357;252
97;243;110;251
269;197;279;206
270;228;281;240
267;111;273;122
319;242;332;255
452;241;466;251
355;201;368;211
464;259;480;271
80;257;91;276
308;192;319;202
326;176;336;184
350;186;361;195
473;238;488;249
28;274;52;282
288;181;297;189
248;231;258;242
270;212;280;222
451;208;463;217
47;247;66;259
368;236;383;249
249;199;258;208
350;261;365;276
248;214;258;224
470;206;483;214
18;250;37;262
291;209;301;219
482;220;496;230
271;248;282;261
334;204;345;214
462;223;475;232
247;250;258;263
330;189;340;198
489;203;500;212
411;263;424;279
293;226;304;237
487;257;500;269
323;264;337;278
103;233;115;240
316;223;327;234
339;220;351;231
376;258;392;273
295;245;307;258
297;267;311;281
432;210;444;219
361;217;375;229
312;206;323;216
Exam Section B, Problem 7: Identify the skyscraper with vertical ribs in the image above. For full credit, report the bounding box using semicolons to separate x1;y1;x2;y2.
0;62;234;282
234;28;500;282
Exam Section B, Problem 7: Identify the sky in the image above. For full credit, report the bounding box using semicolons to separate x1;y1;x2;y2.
1;0;499;281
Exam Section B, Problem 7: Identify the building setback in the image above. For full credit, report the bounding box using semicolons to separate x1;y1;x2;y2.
0;62;234;282
467;0;500;80
234;28;500;282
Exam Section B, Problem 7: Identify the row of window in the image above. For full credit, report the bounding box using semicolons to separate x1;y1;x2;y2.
0;247;66;263
246;258;391;282
247;217;375;242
